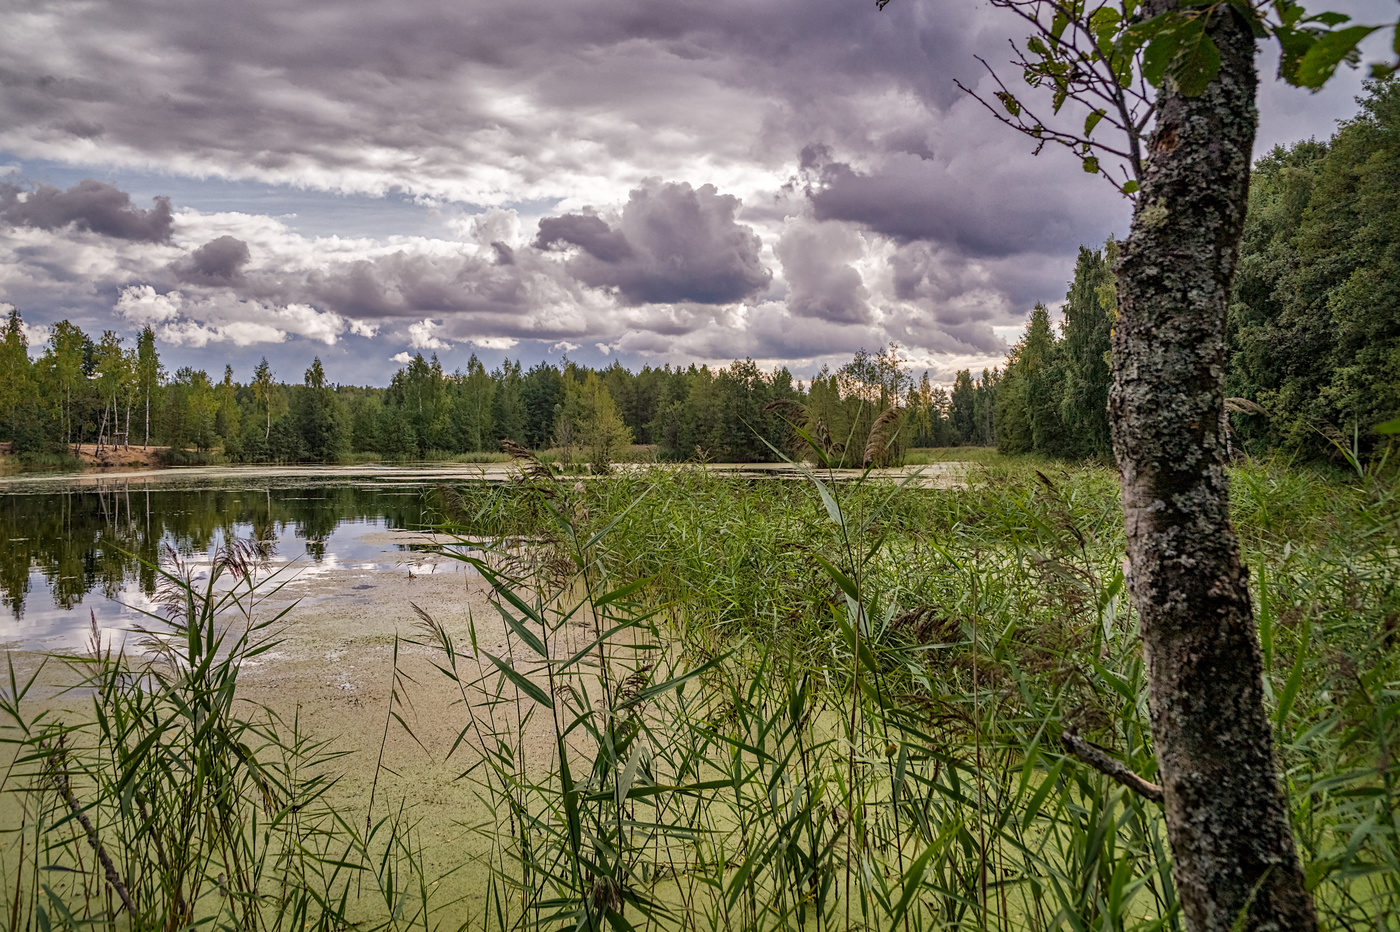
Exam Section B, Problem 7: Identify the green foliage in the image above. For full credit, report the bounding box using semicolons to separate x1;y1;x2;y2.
433;458;1400;929
558;370;632;471
0;333;995;468
952;0;1392;193
997;244;1116;462
163;366;219;453
1229;76;1400;461
0;540;432;929
6;459;1395;928
296;357;350;462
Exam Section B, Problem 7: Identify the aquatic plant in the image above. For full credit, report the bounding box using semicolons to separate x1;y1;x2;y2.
0;538;430;931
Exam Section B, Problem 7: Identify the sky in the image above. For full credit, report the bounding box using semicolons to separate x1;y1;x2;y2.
0;0;1394;386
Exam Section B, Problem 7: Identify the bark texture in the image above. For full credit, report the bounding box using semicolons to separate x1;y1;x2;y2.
1109;5;1317;931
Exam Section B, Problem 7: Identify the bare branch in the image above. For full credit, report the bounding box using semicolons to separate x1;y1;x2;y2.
44;737;138;915
1060;729;1164;804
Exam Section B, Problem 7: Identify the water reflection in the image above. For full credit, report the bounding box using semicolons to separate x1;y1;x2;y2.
0;477;448;647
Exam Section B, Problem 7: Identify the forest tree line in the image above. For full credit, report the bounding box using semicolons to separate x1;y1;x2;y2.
997;77;1400;463
3;79;1396;468
0;313;1000;467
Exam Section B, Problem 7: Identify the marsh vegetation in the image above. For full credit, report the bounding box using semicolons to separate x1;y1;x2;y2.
3;455;1394;929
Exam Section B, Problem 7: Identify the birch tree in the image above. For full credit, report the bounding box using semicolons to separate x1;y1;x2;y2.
923;1;1399;929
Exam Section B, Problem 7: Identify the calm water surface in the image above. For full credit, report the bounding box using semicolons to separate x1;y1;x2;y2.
0;468;479;648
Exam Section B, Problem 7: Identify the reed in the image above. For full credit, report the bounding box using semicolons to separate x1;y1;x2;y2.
6;453;1394;929
0;538;431;931
425;456;1398;929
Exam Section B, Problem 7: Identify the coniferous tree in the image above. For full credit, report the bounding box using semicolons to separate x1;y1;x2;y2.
451;355;495;452
296;357;348;461
519;361;563;449
0;308;30;445
1059;242;1117;459
491;359;527;448
347;389;384;453
215;365;242;456
949;370;977;444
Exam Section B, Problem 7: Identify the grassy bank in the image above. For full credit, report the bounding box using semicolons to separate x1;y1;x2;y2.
3;455;1395;929
425;456;1398;929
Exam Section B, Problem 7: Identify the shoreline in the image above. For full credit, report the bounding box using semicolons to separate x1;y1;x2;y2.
1;540;511;912
0;458;971;489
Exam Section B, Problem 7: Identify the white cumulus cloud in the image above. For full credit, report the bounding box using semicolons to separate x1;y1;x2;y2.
114;285;347;347
407;318;450;350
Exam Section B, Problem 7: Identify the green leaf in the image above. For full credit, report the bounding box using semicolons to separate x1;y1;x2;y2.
808;474;846;529
1273;0;1305;29
834;606;880;676
1122;178;1140;195
891;843;939;921
1375;416;1400;435
484;652;553;710
616;745;645;806
1141;26;1182;87
1303;11;1351;27
1173;22;1222;96
814;553;859;602
499;606;548;659
1274;25;1317;84
996;91;1022;117
1082;156;1100;174
594;576;654;608
1089;5;1121;44
1295;24;1382;88
1275;617;1309;730
1021;757;1067;831
1084;109;1106;136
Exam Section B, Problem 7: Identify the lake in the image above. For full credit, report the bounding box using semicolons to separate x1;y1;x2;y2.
0;465;507;649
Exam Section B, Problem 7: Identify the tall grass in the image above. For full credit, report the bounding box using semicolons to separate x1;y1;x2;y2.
426;457;1399;929
0;539;431;930
5;455;1393;929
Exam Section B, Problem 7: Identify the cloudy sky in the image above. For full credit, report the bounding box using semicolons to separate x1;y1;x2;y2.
1;0;1394;386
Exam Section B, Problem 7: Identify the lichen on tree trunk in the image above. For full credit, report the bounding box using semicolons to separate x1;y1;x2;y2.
1110;5;1317;932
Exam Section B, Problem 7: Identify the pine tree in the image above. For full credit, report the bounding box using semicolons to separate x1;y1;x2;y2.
0;307;30;444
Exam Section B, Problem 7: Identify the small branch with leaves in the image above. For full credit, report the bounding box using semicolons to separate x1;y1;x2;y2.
909;0;1397;198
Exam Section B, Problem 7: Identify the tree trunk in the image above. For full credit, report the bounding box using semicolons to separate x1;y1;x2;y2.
1110;5;1316;931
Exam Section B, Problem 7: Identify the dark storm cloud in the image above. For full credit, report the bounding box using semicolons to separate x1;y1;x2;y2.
537;181;770;305
0;0;1005;201
288;252;531;319
0;179;173;243
2;0;1389;377
798;144;1111;257
176;235;252;283
535;215;633;262
775;218;870;324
